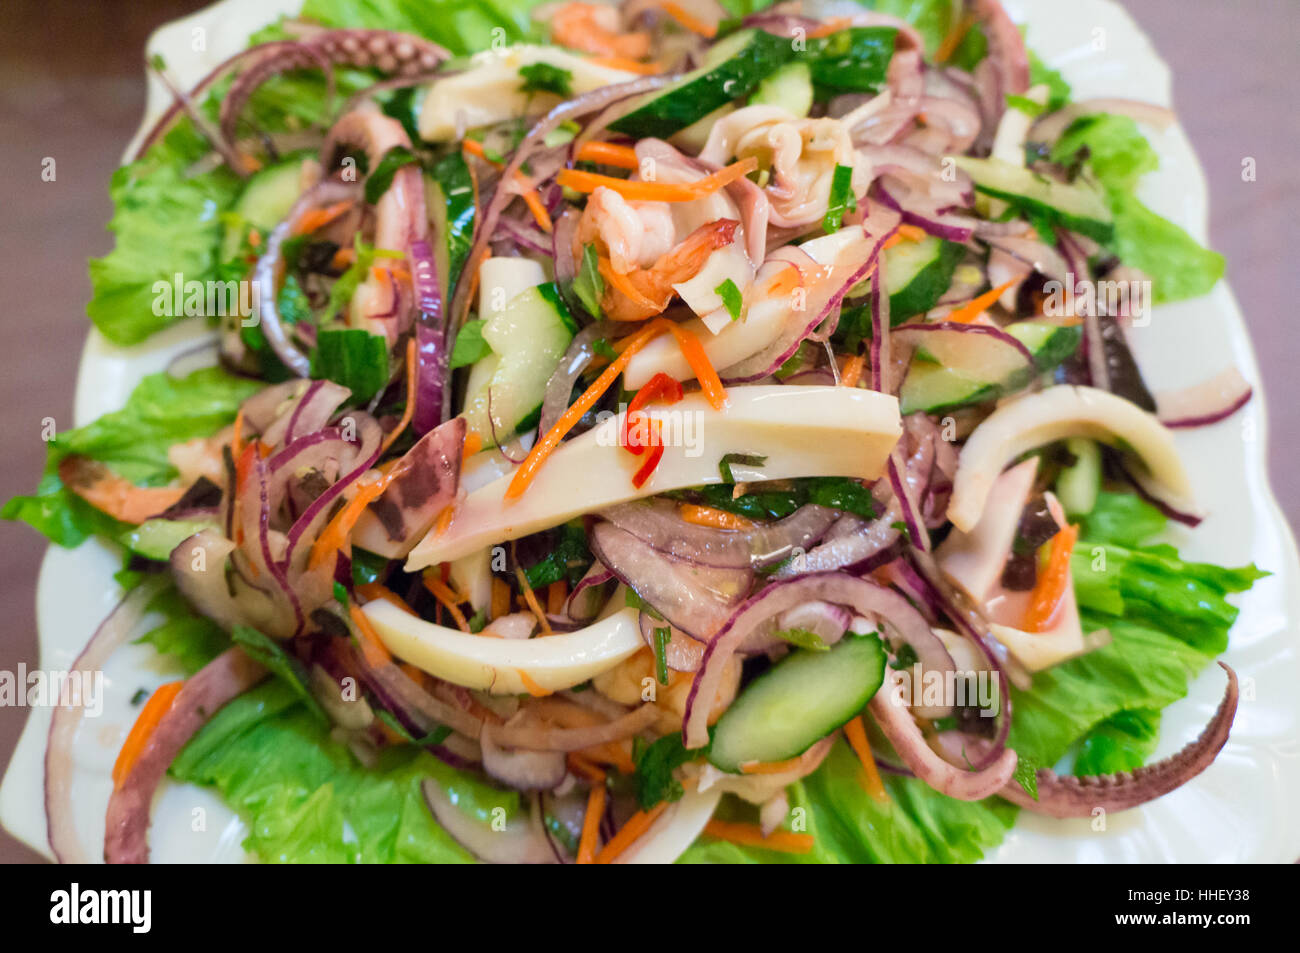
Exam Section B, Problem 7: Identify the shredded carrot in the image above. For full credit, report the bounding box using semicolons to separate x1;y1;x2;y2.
597;256;660;309
518;670;552;697
679;504;754;531
808;16;851;38
348;600;394;667
567;752;607;784
112;680;185;788
294;199;354;236
660;1;716;37
462;138;553;232
935;13;976;64
309;460;410;571
379;338;417;456
840;353;867;389
546;580;568;615
947;280;1017;324
703;820;814;854
433;504;456;537
517;182;554;233
247;228;262;249
423;572;471;632
356;582;417;615
898;224;927;242
463;430;483;458
1022;522;1079;632
556;156;757;203
843;716;890;802
594;802;669;863
579;741;637;774
576;782;607;864
490;577;511;621
514;567;553;634
739;754;810;775
505;317;725;501
460;138;500;167
585;54;662;75
230;409;245;462
330;246;355;270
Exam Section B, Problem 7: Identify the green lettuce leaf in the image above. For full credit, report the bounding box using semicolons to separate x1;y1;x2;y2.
1048;112;1225;303
3;366;259;546
1073;707;1161;776
300;0;545;53
170;680;525;863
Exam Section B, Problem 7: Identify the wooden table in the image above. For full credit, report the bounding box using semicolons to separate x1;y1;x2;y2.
0;0;1294;864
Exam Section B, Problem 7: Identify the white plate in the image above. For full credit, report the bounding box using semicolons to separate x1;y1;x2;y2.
3;0;1297;863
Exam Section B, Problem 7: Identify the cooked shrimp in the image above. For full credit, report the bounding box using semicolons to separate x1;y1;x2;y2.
700;106;866;230
547;2;652;60
575;186;675;274
577;215;739;321
59;456;187;525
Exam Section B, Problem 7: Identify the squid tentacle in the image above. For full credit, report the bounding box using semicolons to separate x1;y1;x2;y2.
1001;662;1239;818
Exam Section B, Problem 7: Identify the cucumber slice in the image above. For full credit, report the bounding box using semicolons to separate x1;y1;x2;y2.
460;283;576;444
609;29;794;139
749;61;813;117
1056;437;1101;518
221;158;304;259
882;236;966;320
708;632;886;772
954;157;1114;243
899;320;1081;415
119;517;218;561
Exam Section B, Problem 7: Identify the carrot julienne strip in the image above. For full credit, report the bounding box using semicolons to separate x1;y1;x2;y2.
1023;522;1079;632
348;600;394;666
576;783;607;863
555;156;757;203
595;802;670;863
703;820;814;854
660;1;717;37
379;338;417;455
947;280;1017;324
423;572;471;632
574;140;640;169
843;716;889;801
112;680;185;788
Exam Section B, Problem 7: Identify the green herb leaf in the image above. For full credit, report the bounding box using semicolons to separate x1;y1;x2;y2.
518;62;573;97
574;243;604;319
634;732;702;811
718;452;767;484
1012;755;1040;800
653;627;671;684
715;278;744;321
823;163;857;233
311;328;390;404
364;145;419;205
231;625;328;724
449;318;493;369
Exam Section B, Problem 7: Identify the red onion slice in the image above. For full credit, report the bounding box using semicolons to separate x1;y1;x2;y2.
422;781;558;864
589;522;753;639
409;237;450;433
45;577;168;863
1156;367;1253;429
599;500;839;570
479;727;566;791
682;573;945;749
869;664;1018;801
253;179;363;377
105;648;267;863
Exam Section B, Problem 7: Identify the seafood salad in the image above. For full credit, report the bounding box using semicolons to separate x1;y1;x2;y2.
7;0;1266;865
